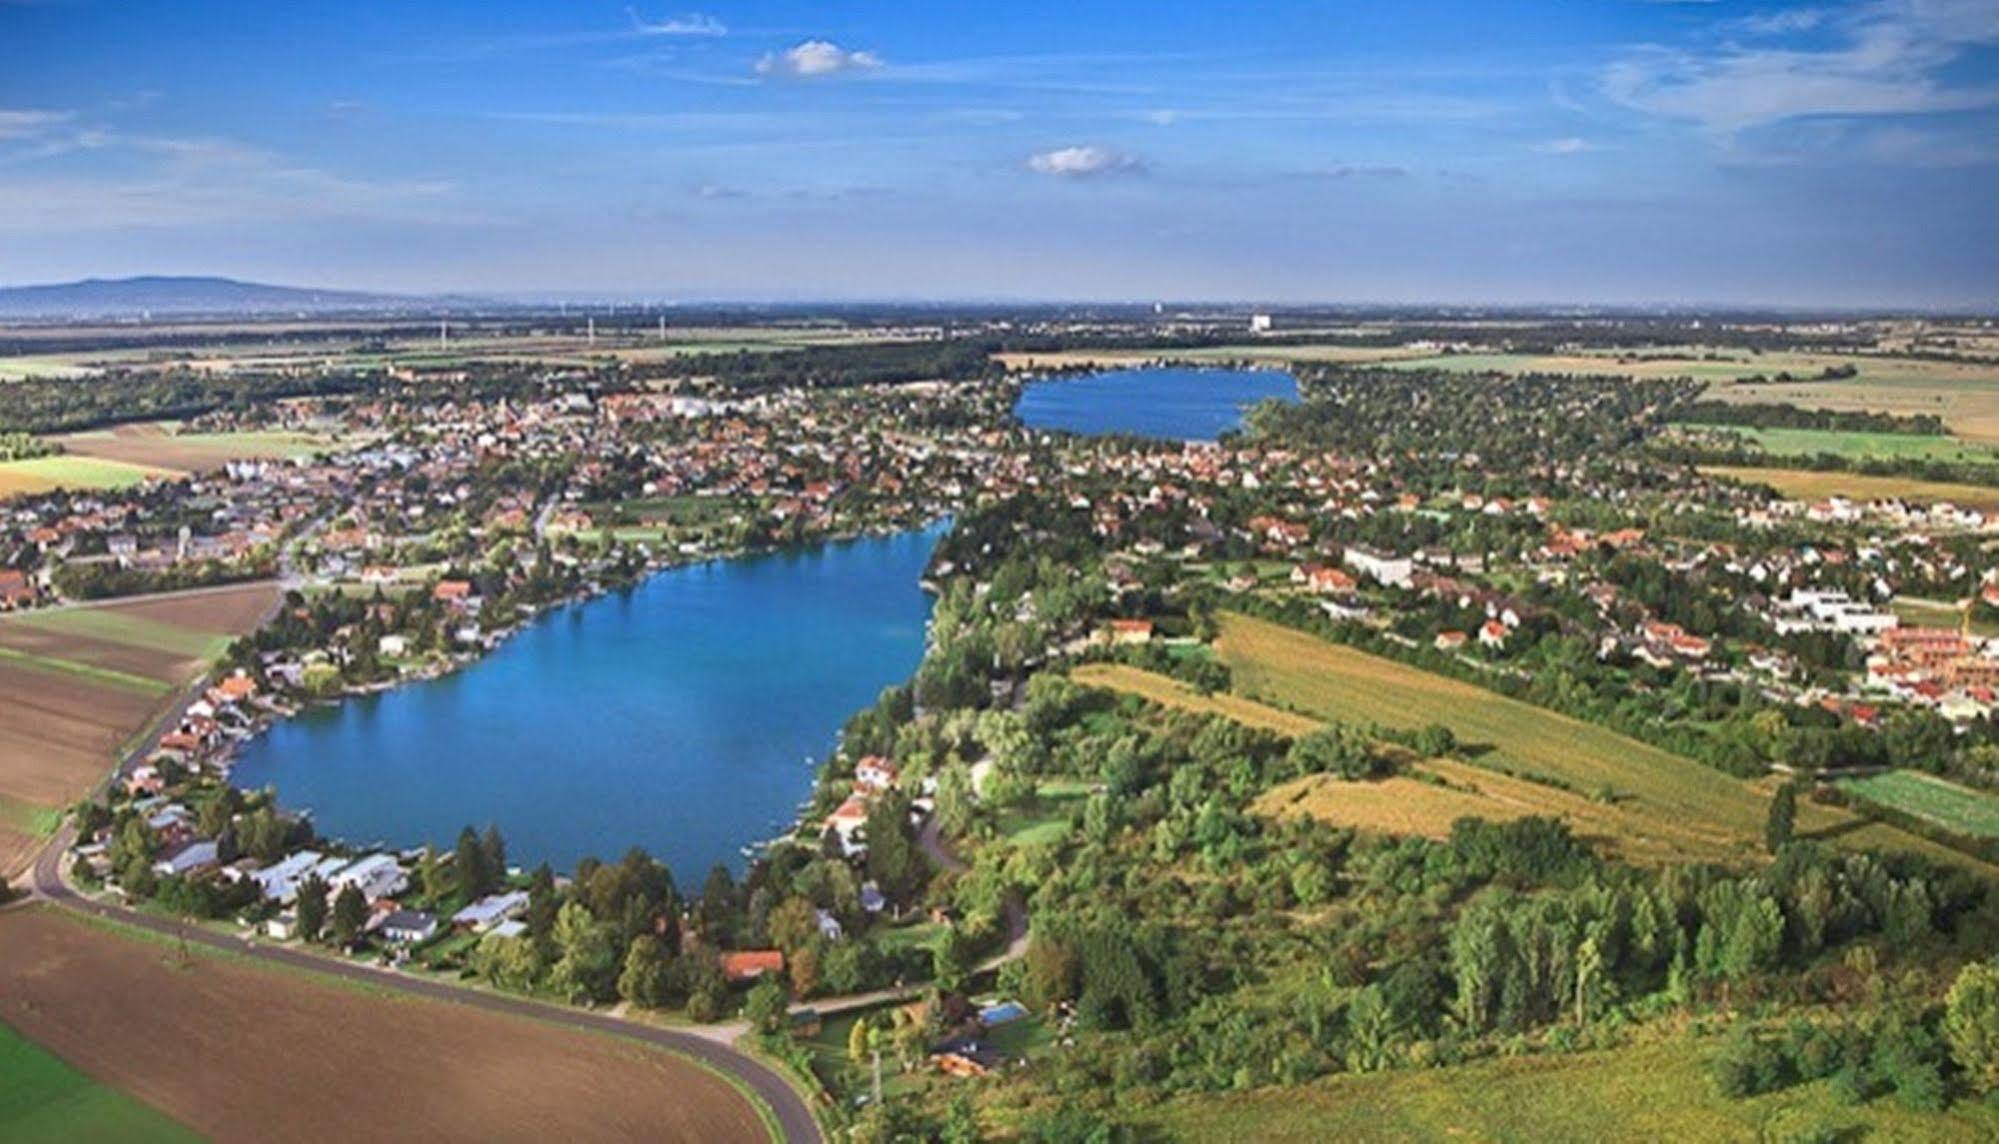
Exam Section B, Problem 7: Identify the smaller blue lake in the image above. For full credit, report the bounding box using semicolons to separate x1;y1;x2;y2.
230;525;943;882
1014;366;1298;441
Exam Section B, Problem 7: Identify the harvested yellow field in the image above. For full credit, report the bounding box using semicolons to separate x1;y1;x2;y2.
1704;465;1999;512
1259;759;1758;866
1214;613;1835;865
1069;662;1321;737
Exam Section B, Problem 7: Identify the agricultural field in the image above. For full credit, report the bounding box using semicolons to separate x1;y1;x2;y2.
1131;1032;1999;1143
0;583;277;877
1703;371;1999;443
52;422;336;472
1840;770;1999;841
0;906;769;1144
1679;424;1999;466
0;1020;197;1142
0;354;94;381
0;455;176;498
1208;613;1982;871
1703;465;1999;512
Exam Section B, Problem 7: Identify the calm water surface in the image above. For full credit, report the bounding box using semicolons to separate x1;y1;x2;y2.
1015;365;1297;440
231;525;943;880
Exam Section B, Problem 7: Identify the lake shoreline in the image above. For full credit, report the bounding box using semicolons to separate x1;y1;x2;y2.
222;518;950;876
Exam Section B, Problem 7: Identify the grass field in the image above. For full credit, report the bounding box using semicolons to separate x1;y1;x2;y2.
0;455;176;498
0;1019;198;1142
1703;465;1999;511
1688;425;1999;466
1132;1033;1999;1143
0;905;770;1143
0;1020;197;1142
1840;770;1999;840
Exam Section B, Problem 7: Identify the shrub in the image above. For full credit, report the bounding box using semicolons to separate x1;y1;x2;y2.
1711;1029;1792;1098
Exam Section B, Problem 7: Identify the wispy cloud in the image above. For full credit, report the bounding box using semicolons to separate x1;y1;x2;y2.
1026;145;1144;178
627;8;726;38
1603;0;1999;132
755;41;883;79
0;126;474;231
1534;136;1592;154
0;109;73;141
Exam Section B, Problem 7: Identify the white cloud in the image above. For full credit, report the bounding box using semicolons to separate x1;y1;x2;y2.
1603;0;1999;132
755;40;883;79
627;8;726;37
1141;109;1180;127
1534;137;1592;154
1026;145;1143;177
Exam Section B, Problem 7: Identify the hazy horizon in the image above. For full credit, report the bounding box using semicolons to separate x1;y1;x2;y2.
4;0;1997;309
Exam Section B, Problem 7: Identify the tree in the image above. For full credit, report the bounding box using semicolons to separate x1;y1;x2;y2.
549;901;617;1003
617;934;671;1009
790;943;823;999
454;826;489;899
1944;958;1999;1095
295;875;329;942
767;895;820;953
480;824;508;886
744;977;790;1036
847;1015;873;1063
418;844;451;902
1765;781;1797;854
865;790;921;901
935;761;976;836
330;883;368;948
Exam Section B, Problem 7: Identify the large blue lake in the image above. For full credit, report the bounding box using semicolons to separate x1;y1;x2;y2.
231;525;943;881
1014;365;1297;440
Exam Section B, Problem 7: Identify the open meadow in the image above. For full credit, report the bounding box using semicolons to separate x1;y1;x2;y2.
1131;1032;1999;1143
1840;770;1999;841
0;582;277;878
0;906;769;1144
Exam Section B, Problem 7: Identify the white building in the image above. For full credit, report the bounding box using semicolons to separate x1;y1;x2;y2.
1342;545;1414;589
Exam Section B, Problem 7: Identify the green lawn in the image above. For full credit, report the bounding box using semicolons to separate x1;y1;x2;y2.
996;781;1093;847
1133;1034;1999;1143
10;608;230;660
1841;771;1999;840
0;1022;199;1143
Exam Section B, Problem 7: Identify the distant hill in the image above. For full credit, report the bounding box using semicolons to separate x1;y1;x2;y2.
0;276;448;320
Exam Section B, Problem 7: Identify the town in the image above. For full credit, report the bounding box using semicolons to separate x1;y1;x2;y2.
3;313;1999;1141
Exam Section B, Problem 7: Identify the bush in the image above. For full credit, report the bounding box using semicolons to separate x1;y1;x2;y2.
1711;1029;1793;1098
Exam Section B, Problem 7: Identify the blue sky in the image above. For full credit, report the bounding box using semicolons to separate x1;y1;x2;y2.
1;0;1995;306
